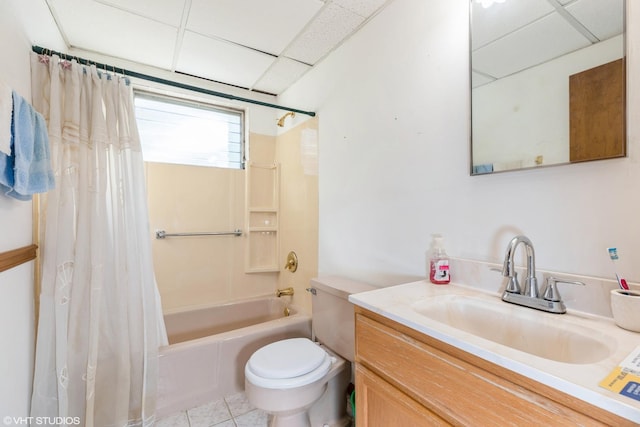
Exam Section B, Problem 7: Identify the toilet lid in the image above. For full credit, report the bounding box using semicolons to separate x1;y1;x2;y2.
247;338;328;379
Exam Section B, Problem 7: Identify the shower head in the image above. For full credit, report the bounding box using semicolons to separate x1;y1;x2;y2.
277;111;295;127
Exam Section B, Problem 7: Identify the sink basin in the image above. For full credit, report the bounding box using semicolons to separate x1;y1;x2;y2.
411;294;611;364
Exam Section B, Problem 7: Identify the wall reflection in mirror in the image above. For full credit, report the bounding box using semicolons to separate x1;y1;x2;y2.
470;0;626;175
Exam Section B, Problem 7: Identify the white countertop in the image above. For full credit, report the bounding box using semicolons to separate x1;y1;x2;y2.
349;280;640;423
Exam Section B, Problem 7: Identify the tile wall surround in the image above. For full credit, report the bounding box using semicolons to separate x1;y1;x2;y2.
146;132;279;312
274;117;319;316
450;257;625;318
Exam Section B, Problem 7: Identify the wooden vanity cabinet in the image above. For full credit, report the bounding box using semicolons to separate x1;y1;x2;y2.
354;306;632;427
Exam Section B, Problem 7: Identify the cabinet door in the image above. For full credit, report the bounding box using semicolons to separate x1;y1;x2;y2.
355;365;448;427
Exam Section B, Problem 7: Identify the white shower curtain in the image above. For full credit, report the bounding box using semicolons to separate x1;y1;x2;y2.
29;52;167;427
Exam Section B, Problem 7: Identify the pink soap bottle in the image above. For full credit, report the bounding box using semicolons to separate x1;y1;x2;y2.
429;234;450;285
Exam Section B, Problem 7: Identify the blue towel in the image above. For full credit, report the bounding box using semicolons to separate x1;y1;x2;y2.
0;91;55;201
472;164;494;175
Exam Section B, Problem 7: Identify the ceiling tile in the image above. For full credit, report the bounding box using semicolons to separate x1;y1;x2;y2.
565;0;624;41
473;12;591;78
285;2;365;65
40;0;394;93
177;31;276;89
187;0;324;55
93;0;187;27
471;0;554;50
253;57;312;94
51;0;177;69
471;71;494;89
332;0;389;17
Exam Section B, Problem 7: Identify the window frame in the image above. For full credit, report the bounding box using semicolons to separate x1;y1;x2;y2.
133;89;247;170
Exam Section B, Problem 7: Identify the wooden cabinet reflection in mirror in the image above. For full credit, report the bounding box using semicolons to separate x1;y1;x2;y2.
569;58;626;163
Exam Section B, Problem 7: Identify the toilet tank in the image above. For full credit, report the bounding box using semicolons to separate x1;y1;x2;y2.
310;276;376;362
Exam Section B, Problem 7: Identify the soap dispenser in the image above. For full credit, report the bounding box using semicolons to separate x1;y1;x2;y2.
429;234;450;285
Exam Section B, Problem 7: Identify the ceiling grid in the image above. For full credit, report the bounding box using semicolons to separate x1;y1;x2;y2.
46;0;394;95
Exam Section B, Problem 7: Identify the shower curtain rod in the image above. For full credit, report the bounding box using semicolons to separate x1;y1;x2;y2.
31;45;316;117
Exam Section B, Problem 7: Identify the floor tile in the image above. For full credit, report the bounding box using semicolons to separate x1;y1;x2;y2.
233;409;268;427
159;391;273;427
187;398;233;427
212;420;236;427
156;411;190;427
224;392;255;418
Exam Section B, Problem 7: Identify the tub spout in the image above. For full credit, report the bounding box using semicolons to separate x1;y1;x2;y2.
276;287;294;297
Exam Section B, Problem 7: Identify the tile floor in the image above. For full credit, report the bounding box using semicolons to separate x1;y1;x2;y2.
156;392;268;427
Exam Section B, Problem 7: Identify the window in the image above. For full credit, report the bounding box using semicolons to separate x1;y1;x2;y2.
134;92;245;169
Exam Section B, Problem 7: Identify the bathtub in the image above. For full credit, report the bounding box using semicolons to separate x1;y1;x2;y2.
156;296;311;418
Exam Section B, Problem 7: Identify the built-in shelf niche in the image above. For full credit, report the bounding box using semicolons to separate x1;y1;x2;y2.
245;162;279;272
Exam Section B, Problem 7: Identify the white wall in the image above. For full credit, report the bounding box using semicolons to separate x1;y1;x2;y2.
0;0;64;417
280;0;640;287
0;2;39;418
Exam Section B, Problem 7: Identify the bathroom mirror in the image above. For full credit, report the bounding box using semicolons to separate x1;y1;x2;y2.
470;0;626;175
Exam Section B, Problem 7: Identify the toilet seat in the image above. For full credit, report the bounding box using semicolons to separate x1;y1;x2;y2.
245;338;332;389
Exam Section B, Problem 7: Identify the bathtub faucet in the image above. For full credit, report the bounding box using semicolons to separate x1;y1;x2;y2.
276;287;294;297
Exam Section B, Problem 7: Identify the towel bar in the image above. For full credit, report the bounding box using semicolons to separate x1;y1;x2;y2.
155;229;242;239
0;244;38;273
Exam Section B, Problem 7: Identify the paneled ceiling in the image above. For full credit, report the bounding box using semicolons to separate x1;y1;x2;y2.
472;0;624;88
43;0;392;95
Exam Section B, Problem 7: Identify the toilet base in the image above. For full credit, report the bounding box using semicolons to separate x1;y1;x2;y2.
270;411;311;427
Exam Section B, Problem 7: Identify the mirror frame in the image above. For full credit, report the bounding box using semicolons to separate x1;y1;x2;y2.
469;0;627;176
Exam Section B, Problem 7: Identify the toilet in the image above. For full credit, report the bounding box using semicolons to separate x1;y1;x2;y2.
244;276;375;427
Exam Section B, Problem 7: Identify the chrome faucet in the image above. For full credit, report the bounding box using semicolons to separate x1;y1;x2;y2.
500;235;584;314
502;235;538;298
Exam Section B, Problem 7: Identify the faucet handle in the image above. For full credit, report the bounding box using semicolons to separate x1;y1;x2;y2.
543;276;585;302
